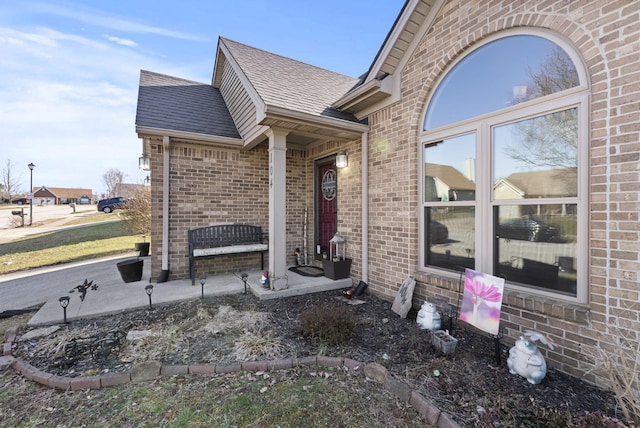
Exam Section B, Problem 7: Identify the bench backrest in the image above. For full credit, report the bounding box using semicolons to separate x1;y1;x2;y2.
188;224;264;249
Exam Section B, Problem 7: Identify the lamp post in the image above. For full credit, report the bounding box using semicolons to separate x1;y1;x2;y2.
28;163;35;226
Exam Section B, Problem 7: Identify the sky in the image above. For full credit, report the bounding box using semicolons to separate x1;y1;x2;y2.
0;0;404;198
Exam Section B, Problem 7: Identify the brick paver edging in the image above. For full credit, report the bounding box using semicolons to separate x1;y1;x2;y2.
3;325;460;428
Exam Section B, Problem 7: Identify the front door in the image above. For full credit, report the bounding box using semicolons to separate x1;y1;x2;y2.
316;158;337;259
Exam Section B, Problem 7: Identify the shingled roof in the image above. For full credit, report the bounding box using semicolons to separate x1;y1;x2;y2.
220;38;361;122
136;70;241;139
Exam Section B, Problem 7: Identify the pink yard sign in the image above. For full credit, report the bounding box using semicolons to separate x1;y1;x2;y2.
459;268;505;335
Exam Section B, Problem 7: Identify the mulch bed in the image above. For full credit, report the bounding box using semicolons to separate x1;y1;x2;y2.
12;290;626;427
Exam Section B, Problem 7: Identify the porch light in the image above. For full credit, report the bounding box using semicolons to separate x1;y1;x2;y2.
138;153;150;171
336;151;348;168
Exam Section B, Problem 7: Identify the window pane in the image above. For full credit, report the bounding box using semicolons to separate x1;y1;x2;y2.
424;35;579;130
494;206;577;296
493;108;578;199
425;206;475;271
424;133;476;202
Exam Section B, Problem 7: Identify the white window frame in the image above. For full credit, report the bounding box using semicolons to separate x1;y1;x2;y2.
417;29;590;304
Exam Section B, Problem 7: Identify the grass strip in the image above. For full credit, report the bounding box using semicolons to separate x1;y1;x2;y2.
0;222;142;275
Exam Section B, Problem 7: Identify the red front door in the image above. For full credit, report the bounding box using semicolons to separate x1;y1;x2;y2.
316;160;337;258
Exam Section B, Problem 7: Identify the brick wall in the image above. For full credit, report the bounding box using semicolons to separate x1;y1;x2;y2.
363;0;640;386
147;139;353;282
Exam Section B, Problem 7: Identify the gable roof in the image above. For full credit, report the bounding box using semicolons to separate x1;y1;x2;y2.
33;187;93;199
425;163;476;191
217;38;361;123
136;70;242;142
505;168;577;197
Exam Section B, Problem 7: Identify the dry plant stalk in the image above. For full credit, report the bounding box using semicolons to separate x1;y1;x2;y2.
121;186;151;236
584;328;639;426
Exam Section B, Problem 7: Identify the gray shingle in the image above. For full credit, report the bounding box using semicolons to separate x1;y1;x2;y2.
221;38;360;123
135;70;240;139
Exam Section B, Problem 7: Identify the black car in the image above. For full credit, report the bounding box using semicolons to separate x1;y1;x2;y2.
498;217;559;242
97;197;126;213
429;220;449;244
12;197;29;205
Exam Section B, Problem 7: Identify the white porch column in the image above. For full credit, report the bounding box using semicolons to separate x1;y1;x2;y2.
266;128;289;290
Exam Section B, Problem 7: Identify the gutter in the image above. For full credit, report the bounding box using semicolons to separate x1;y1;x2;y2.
362;132;369;283
158;135;171;282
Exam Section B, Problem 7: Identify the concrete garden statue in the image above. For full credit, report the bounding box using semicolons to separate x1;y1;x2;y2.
416;301;441;331
507;330;555;384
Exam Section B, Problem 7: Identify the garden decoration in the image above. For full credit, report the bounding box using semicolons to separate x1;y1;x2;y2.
62;330;126;364
432;329;458;354
507;330;555;385
416;301;441;331
391;277;415;318
145;284;154;308
69;279;98;302
459;268;505;363
260;270;270;288
241;273;249;294
58;296;70;323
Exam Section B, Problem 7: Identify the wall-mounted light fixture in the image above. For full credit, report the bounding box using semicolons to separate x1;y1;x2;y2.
138;153;150;171
336;151;348;168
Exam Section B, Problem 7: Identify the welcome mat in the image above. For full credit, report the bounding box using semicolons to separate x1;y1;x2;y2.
288;265;325;277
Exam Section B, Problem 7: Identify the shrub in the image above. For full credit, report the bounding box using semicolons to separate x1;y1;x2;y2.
120;186;151;237
300;304;357;346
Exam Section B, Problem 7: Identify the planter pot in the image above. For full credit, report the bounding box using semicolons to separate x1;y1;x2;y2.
322;258;352;280
116;259;144;283
135;242;150;257
432;330;458;354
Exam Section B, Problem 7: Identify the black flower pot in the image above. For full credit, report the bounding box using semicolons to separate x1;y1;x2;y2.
116;259;144;283
135;242;150;257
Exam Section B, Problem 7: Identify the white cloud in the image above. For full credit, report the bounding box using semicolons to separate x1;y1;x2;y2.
28;1;208;42
0;23;168;193
105;35;137;47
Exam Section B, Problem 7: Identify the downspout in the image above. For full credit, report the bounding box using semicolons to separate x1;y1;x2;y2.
361;132;369;284
158;135;171;282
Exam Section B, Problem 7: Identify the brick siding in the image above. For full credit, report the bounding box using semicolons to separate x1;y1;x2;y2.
363;0;640;387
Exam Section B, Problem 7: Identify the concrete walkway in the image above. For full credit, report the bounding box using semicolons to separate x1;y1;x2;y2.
0;255;351;326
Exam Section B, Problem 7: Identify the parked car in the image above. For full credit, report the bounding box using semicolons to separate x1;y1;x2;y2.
498;217;559;242
429;220;449;244
11;197;29;205
97;197;127;213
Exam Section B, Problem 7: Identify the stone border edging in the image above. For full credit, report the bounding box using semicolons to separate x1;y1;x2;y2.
3;325;460;428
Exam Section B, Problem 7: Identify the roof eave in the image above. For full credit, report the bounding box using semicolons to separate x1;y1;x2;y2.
331;77;394;114
261;105;369;140
136;125;244;147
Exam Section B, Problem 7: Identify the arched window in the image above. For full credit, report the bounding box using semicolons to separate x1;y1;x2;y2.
420;31;588;302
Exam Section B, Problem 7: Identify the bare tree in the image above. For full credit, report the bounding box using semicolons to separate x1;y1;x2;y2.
102;168;126;198
1;159;23;201
508;47;580;169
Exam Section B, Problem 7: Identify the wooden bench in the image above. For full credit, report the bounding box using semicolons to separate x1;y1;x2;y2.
188;224;268;285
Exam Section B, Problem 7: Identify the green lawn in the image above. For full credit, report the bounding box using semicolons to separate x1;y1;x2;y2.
0;221;143;275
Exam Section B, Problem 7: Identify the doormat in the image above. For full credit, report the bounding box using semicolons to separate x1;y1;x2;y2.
288;265;325;277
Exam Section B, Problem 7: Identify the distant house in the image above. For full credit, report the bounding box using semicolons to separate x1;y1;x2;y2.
495;168;578;217
32;187;93;205
113;183;146;199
